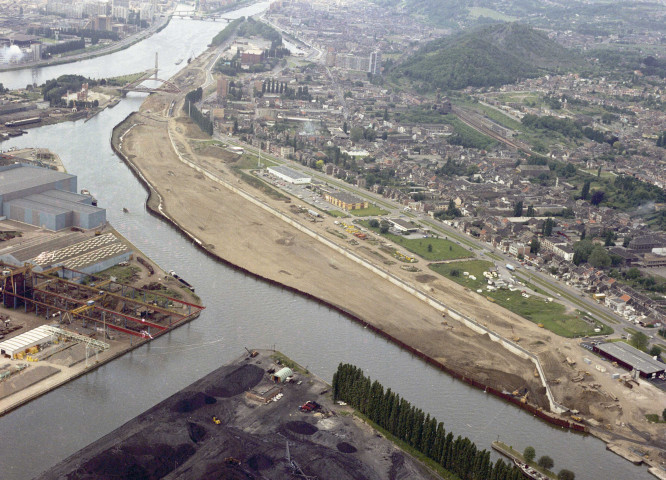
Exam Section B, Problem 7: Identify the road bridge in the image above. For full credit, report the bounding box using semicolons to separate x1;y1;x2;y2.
170;12;233;21
121;53;181;95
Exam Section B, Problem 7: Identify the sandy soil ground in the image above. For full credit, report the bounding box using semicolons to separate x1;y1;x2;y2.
111;57;666;468
37;350;443;480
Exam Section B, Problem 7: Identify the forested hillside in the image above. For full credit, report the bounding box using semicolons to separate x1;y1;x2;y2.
393;23;579;91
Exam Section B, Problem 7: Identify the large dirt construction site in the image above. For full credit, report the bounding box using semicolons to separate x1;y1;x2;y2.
37;350;442;480
111;52;666;469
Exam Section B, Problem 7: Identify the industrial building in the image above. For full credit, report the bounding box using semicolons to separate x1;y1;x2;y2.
0;164;106;231
593;342;665;378
322;190;368;211
272;367;293;383
0;324;54;358
267;166;311;184
389;218;418;233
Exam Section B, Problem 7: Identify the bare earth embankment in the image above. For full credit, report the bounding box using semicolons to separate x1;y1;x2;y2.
110;52;666;470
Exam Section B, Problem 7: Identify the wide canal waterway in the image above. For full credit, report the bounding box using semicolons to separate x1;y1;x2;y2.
0;4;654;479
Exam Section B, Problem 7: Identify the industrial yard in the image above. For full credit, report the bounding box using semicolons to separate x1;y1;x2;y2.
0;252;203;414
0;146;203;415
36;349;443;480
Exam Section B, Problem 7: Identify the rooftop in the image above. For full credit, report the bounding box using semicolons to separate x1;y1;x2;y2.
596;342;665;375
267;165;310;181
0;164;74;197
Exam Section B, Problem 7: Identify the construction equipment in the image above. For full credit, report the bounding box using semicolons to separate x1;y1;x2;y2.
244;347;258;358
299;400;321;412
224;457;240;465
212;416;221;425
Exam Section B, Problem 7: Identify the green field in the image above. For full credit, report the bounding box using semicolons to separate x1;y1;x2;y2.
468;7;517;21
348;205;390;216
384;234;474;261
430;260;612;337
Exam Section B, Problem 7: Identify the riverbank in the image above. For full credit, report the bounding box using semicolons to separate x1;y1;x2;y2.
0;16;171;74
35;349;443;480
109;36;666;474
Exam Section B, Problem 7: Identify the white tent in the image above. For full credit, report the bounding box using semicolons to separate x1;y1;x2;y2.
0;325;54;358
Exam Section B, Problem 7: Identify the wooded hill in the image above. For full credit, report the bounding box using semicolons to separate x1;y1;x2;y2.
372;0;666;35
393;23;580;91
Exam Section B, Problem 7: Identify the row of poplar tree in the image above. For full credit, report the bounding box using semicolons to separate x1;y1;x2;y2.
183;88;213;136
332;363;525;480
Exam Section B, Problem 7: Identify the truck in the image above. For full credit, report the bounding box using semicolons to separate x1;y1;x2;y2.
506;264;515;272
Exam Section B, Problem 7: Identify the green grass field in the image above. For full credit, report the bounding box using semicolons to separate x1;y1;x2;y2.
430;260;612;337
384;234;474;261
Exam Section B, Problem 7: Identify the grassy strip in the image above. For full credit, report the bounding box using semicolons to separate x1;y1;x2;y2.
326;228;347;239
516;273;619;325
431;260;611;337
232;168;290;201
382;233;473;261
645;414;665;423
349;205;390;216
420;219;480;250
352;411;461;480
494;442;557;479
270;351;308;374
95;265;140;283
106;72;145;86
326;210;348;218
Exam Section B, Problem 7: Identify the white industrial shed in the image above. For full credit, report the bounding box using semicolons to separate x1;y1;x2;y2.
267;166;311;184
0;325;54;358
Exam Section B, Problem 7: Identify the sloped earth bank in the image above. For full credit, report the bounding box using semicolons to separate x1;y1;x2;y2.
36;351;442;480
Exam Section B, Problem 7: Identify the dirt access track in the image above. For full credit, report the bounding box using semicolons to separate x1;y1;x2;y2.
111;49;665;468
37;350;443;480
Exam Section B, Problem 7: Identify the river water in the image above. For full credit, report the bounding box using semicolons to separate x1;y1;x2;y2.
0;5;653;480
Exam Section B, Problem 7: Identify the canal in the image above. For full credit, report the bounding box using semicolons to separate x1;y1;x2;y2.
0;4;652;480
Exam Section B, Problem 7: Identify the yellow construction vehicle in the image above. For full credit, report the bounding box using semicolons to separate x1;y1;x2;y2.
212;416;221;425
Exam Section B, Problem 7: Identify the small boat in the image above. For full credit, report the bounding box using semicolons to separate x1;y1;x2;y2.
122;207;129;213
175;58;183;65
169;270;195;292
513;460;549;480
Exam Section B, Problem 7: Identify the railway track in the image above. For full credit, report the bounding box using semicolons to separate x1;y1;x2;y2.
451;105;534;155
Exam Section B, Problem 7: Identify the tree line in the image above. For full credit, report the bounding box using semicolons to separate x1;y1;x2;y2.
332;363;525;480
211;17;244;46
42;38;85;58
237;17;283;49
183;88;213;136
